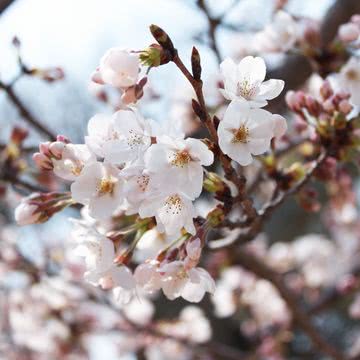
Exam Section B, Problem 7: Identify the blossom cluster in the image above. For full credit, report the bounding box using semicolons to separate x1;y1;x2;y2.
27;47;220;303
3;4;360;359
13;41;289;305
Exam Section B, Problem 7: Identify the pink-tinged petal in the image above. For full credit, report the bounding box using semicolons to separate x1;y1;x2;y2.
196;267;216;293
272;114;287;138
258;79;285;100
162;277;187;300
110;266;136;290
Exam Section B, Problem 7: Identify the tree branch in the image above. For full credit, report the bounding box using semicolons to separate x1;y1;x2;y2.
0;81;56;140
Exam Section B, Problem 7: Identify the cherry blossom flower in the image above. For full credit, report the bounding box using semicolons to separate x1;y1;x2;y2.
86;264;136;305
102;108;153;165
159;261;215;302
85;113;114;158
134;260;162;293
219;56;284;107
134;228;171;261
92;48;140;88
336;57;360;106
139;192;196;235
72;226;115;273
52;144;96;181
122;165;155;214
218;101;275;166
71;162;124;219
254;10;297;53
184;238;202;270
85;109;153;165
144;136;213;199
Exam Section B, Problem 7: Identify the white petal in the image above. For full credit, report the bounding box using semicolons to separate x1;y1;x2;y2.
248;138;271;155
272;114;287;138
185;138;214;166
238;56;266;83
258;79;284;100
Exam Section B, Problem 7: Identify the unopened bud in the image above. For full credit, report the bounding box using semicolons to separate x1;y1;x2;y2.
191;46;202;80
203;172;225;193
121;86;137;105
33;152;53;170
49;141;65;159
10;126;28;145
320;80;333;100
338;23;360;43
15;191;72;226
149;25;176;57
91;69;105;84
305;95;322;116
338;99;353;115
286;90;306;112
56;135;70;144
323;98;335;113
14;201;41;225
207;205;225;227
39;141;51;157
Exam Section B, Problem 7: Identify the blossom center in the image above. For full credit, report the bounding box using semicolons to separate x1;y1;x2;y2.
97;177;116;196
127;130;144;148
176;267;188;280
345;69;359;81
170;150;191;167
165;195;183;215
136;174;150;192
231;125;249;143
237;79;257;100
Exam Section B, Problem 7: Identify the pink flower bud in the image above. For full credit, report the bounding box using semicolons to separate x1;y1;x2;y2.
11;126;28;145
39;141;51;156
14;202;40;225
49;141;65;159
338;99;353;114
33;152;53;170
121;86;137;105
320;80;333;100
286;91;306;112
285;90;297;109
56;135;70;143
339;23;360;42
294;117;308;133
323;98;335;113
305;95;322;116
91;68;105;85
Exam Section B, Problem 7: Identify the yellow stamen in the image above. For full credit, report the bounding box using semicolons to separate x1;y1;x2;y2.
231;125;249;144
170;150;191;168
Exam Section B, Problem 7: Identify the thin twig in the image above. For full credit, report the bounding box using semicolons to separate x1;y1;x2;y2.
0;81;56;140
